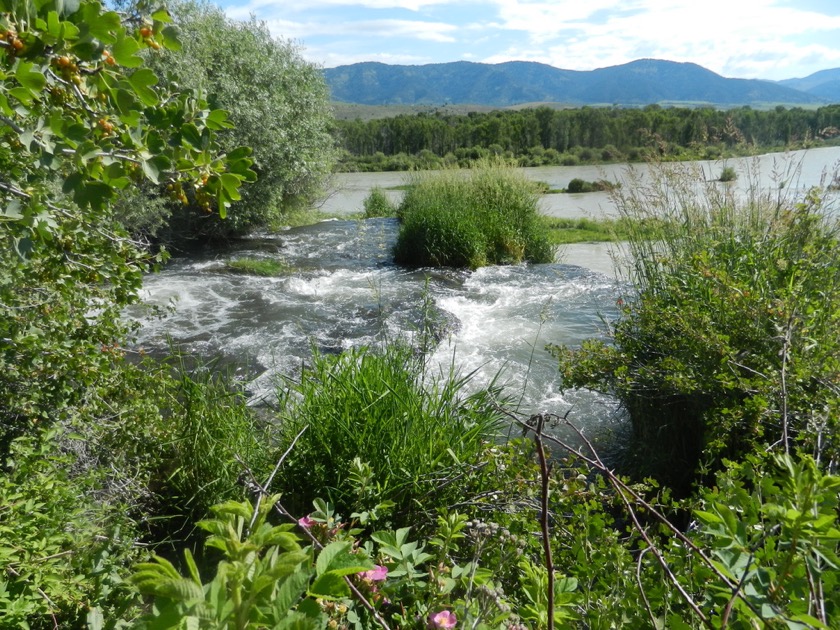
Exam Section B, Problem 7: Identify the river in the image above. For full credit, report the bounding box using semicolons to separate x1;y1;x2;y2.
128;147;840;443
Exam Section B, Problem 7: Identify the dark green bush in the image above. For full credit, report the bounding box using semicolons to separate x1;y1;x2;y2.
393;162;553;269
552;167;840;492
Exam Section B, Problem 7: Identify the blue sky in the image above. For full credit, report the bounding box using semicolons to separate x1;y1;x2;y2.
220;0;840;81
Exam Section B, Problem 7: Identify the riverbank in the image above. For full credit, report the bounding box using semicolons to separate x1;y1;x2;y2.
318;146;840;220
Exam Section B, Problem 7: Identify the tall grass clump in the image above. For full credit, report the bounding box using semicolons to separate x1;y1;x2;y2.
272;342;508;524
362;186;397;218
551;161;840;492
151;353;276;531
393;161;553;269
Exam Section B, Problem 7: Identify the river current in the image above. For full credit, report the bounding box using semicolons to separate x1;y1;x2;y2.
128;147;840;443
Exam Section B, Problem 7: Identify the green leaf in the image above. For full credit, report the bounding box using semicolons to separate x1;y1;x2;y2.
47;11;61;38
220;173;242;202
151;8;172;22
180;123;202;149
272;568;311;617
308;571;350;600
87;607;104;630
315;541;374;577
315;541;349;577
205;109;233;131
127;68;158;106
226;146;252;161
83;5;121;43
0;91;12;116
74;180;113;210
160;25;182;52
112;34;143;68
8;86;34;106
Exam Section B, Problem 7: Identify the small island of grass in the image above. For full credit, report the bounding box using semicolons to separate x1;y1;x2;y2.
225;257;288;276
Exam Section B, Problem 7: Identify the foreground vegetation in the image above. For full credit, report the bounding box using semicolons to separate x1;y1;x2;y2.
333;104;840;172
551;165;840;495
2;0;839;628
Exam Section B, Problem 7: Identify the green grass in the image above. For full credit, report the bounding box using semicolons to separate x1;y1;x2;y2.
393;161;553;269
541;216;664;244
225;257;288;276
272;342;510;524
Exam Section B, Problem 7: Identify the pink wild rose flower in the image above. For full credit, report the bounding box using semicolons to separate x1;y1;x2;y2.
362;565;388;581
429;610;457;629
297;515;315;529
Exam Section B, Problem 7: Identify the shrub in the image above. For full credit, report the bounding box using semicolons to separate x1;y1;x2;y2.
272;342;509;524
142;0;336;243
393;162;553;269
718;165;738;182
551;165;840;491
363;187;397;218
0;431;143;626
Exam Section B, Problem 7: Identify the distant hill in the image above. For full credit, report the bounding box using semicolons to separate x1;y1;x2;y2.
778;68;840;102
323;59;828;108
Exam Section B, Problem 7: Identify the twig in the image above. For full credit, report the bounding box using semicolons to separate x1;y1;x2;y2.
529;414;555;630
240;425;308;536
720;550;755;628
635;546;657;628
5;565;59;628
494;404;763;624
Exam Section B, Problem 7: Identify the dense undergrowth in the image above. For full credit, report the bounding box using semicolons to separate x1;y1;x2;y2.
551;163;840;494
2;0;840;626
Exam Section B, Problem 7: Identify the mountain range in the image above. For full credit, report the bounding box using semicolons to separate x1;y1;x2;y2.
323;59;840;108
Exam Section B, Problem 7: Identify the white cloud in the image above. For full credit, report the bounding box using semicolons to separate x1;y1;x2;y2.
228;0;454;16
480;0;840;79
222;0;840;79
260;17;458;43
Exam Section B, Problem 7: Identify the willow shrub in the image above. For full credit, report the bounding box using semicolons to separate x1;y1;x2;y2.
393;162;553;269
272;342;509;525
551;163;840;492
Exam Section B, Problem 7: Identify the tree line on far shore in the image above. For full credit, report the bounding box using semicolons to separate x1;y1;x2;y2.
332;103;840;171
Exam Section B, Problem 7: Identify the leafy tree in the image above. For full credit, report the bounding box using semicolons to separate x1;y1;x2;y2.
0;0;253;447
141;0;337;242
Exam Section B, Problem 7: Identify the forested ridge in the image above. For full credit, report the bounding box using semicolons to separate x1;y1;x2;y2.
333;104;840;170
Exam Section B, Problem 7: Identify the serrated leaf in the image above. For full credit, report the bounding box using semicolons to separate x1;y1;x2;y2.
205;109;233;130
112;34;143;68
308;571;350;600
211;500;252;520
127;68;158;106
315;541;350;577
272;568;311;617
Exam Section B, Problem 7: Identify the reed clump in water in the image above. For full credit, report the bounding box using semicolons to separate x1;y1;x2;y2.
393;161;554;269
551;161;840;493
